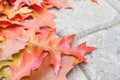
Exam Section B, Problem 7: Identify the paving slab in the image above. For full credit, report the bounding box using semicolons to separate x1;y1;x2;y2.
51;0;120;36
105;0;120;12
67;66;88;80
75;24;120;80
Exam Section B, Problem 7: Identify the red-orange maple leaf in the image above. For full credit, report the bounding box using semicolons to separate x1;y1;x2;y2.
29;56;75;80
2;3;33;19
30;27;95;74
36;8;55;29
0;39;27;60
92;0;98;3
0;0;97;80
45;0;71;9
0;26;24;39
11;50;48;80
13;0;31;9
0;16;21;28
30;0;43;6
2;27;95;80
0;26;28;61
24;8;56;29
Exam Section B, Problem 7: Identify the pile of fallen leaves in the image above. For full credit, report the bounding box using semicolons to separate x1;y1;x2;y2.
0;0;97;80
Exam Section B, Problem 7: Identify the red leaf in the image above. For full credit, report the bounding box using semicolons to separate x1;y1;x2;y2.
30;5;56;29
13;0;31;9
2;4;33;19
11;50;48;80
0;26;28;61
0;4;3;13
45;0;71;9
30;27;95;74
0;16;21;28
30;0;43;6
0;0;96;80
0;39;27;60
0;26;24;39
29;55;75;80
92;0;98;3
69;42;96;62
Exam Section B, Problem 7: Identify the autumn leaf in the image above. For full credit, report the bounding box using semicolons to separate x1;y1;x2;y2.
0;26;28;61
0;26;24;39
45;0;71;9
13;0;44;9
13;0;31;9
0;39;27;60
0;0;97;80
0;4;3;13
0;27;95;80
92;0;98;3
29;55;75;80
24;10;56;29
30;5;56;29
30;0;43;6
0;66;12;80
29;27;95;74
10;51;48;80
13;0;70;9
0;49;48;80
0;16;21;28
2;3;33;19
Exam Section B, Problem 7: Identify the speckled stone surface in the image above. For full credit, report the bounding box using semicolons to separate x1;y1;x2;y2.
52;0;120;80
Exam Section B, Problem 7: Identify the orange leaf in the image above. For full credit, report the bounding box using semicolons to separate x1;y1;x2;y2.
92;0;98;3
0;1;96;80
0;26;24;39
45;0;71;9
30;0;43;6
0;4;3;13
3;4;33;19
30;5;56;29
30;27;95;74
0;16;21;28
29;55;75;80
11;51;48;80
0;39;27;60
13;0;31;9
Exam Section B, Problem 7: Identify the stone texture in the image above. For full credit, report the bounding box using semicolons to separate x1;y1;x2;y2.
106;0;120;12
67;66;88;80
75;24;120;80
50;0;120;80
51;0;120;36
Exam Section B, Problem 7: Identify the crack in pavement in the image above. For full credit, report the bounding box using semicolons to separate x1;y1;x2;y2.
75;21;120;41
105;0;120;13
56;21;120;80
78;64;92;80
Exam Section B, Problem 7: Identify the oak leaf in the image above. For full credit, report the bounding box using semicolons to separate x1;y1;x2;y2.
0;16;21;28
0;39;27;60
30;0;43;6
0;4;3;13
92;0;98;3
45;0;71;9
30;27;95;74
25;6;56;29
2;4;32;19
29;55;75;80
10;51;48;80
13;0;31;9
0;0;97;80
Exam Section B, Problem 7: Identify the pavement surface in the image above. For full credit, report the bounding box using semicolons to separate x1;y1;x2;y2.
51;0;120;80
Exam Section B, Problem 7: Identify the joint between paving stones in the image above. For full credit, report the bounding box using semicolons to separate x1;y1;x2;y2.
105;0;120;13
78;65;92;80
75;21;120;41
